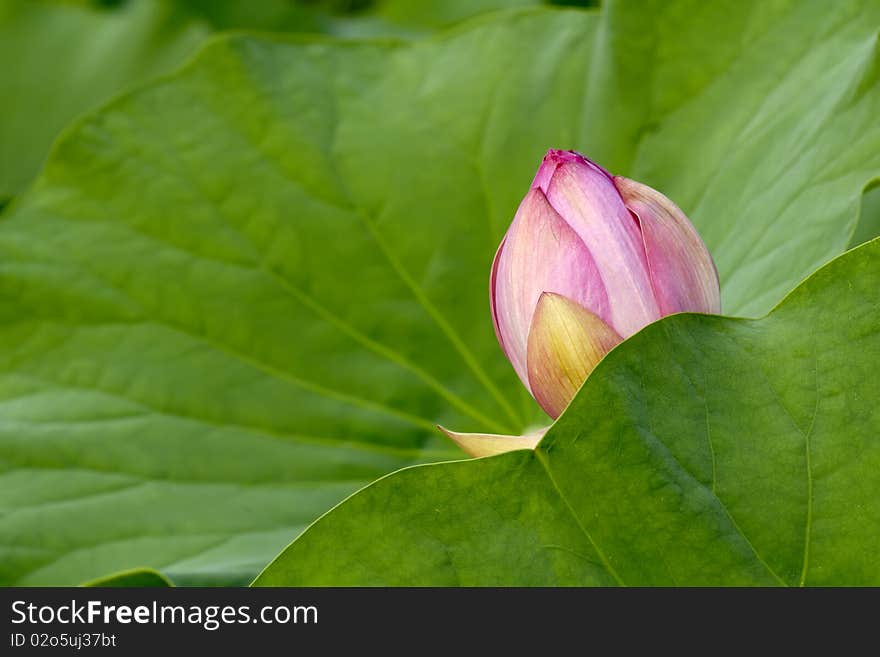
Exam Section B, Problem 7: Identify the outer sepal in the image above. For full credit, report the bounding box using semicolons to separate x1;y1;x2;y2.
526;292;621;419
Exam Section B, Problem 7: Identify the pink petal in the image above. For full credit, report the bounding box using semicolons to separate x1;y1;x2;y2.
543;161;660;337
489;236;507;354
526;292;622;419
614;176;721;316
492;189;610;390
438;425;547;458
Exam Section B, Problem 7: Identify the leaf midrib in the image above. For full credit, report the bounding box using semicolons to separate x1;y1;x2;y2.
0;368;447;461
535;389;790;586
534;447;626;586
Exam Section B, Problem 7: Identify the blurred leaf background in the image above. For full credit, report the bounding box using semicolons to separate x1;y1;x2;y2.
0;0;598;203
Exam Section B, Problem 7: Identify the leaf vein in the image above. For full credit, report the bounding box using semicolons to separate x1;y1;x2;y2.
535;448;626;586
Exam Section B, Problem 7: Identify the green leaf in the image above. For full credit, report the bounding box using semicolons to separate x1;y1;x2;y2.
581;0;880;316
255;238;880;586
0;0;588;204
1;2;878;586
0;0;209;200
81;567;173;587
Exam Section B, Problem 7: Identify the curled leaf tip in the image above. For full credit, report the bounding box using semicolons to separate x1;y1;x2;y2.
438;425;546;458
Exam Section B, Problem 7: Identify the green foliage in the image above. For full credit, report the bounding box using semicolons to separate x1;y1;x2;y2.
256;239;880;586
580;0;880;316
2;0;552;203
0;1;877;586
0;0;208;199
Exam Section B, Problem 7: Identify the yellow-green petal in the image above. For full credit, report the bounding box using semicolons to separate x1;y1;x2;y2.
526;292;622;419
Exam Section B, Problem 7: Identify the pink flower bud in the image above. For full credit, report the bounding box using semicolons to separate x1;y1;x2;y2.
491;149;721;419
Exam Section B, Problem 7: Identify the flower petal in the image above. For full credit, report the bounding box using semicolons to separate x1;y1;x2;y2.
543;160;660;337
438;425;547;458
489;235;507;354
526;292;621;419
614;176;721;315
492;188;609;390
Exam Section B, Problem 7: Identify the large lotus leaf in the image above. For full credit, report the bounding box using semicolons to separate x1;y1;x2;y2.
1;2;878;586
255;238;880;586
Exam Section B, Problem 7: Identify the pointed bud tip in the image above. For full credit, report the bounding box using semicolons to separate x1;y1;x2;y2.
543;149;588;165
533;149;614;192
544;149;614;177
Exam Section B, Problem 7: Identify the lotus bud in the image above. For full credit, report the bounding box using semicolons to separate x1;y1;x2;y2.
491;149;721;419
